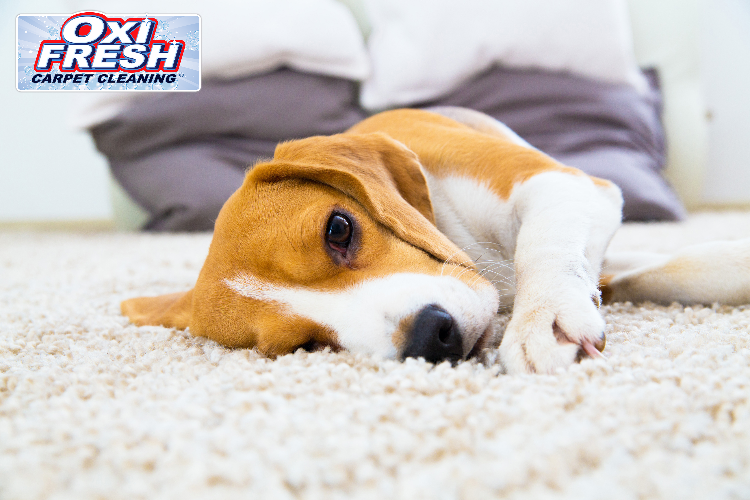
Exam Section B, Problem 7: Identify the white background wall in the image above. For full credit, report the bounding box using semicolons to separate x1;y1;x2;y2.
1;0;749;223
700;0;750;205
0;0;112;223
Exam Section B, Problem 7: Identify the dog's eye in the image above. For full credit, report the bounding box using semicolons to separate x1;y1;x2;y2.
326;213;352;252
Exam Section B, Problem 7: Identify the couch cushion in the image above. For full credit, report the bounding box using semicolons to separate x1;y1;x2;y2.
361;0;646;110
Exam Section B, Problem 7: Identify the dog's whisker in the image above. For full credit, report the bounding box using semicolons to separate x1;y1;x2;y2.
467;265;516;289
440;242;513;278
480;268;515;281
436;241;519;295
474;255;514;266
476;261;516;282
453;265;476;281
477;261;515;275
476;268;512;284
480;266;515;278
479;276;514;293
477;257;515;268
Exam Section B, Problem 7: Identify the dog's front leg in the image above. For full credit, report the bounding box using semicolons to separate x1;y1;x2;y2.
499;172;623;374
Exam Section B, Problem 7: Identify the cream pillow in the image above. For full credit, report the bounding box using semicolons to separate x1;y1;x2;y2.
360;0;647;109
67;0;371;80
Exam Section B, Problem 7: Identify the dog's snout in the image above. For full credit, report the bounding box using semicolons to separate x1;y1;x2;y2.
402;305;464;363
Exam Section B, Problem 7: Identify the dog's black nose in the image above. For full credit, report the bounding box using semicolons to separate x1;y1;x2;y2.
401;305;464;363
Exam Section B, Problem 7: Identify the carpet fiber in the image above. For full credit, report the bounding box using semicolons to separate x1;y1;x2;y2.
2;212;750;499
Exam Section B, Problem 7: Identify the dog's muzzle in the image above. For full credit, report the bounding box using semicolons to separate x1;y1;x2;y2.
401;304;464;364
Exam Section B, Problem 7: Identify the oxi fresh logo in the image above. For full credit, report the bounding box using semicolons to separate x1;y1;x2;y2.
35;13;183;73
17;12;200;91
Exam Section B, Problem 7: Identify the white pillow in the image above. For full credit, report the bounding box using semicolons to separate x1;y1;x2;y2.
360;0;647;110
67;0;371;80
199;0;370;80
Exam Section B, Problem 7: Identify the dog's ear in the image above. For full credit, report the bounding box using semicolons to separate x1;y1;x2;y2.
251;132;474;268
121;290;193;329
274;132;436;222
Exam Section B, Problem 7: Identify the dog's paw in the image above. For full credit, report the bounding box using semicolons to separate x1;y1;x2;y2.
499;293;606;374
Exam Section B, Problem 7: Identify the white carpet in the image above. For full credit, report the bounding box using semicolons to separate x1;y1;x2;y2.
1;212;750;499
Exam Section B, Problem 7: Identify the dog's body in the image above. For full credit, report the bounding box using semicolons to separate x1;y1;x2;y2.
123;108;750;374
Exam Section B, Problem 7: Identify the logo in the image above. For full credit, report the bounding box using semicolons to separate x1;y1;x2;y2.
17;12;200;91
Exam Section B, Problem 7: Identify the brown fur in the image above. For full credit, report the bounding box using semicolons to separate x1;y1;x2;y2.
598;274;616;305
347;109;596;199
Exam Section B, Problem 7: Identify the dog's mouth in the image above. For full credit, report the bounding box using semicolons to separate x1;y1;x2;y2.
466;322;495;359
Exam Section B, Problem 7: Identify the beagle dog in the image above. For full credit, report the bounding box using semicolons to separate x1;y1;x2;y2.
122;107;750;374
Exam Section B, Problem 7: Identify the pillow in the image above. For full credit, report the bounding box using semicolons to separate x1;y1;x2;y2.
67;0;371;81
360;0;647;110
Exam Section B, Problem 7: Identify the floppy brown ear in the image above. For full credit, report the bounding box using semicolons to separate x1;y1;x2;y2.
121;290;193;329
251;132;474;268
273;132;435;221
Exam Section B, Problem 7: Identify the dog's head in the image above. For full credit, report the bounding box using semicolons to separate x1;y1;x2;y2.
122;132;500;363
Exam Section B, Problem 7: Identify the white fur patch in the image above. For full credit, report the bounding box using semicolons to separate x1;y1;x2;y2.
224;272;499;359
425;169;624;374
424;172;519;310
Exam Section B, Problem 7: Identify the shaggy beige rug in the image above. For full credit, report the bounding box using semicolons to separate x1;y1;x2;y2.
1;212;750;500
